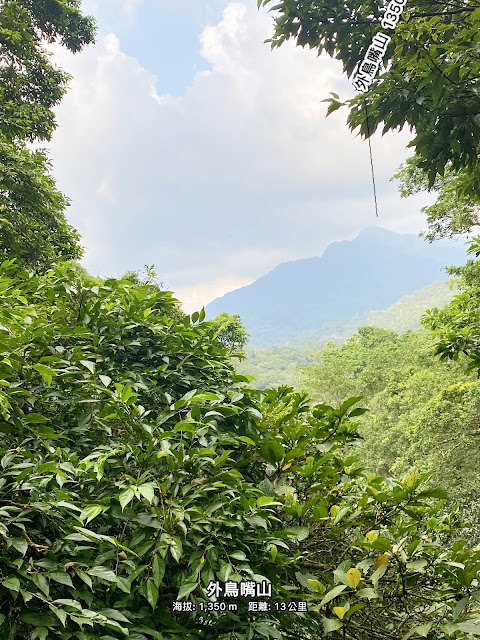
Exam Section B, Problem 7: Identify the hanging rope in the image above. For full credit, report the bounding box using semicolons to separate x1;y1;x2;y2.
363;97;379;217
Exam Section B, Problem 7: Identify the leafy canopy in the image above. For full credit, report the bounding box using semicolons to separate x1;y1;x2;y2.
0;0;96;269
259;0;480;235
1;263;480;639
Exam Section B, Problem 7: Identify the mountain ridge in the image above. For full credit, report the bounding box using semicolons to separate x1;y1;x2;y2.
206;228;466;347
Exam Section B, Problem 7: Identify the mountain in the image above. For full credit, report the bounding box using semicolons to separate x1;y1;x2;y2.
206;228;466;347
288;280;456;347
236;280;457;389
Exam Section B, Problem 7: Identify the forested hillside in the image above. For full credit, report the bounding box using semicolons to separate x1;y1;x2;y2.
238;280;456;389
299;324;480;543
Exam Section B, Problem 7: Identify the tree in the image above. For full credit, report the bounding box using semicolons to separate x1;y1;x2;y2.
299;326;400;405
423;237;480;372
210;312;250;354
121;264;185;322
392;157;480;241
259;0;480;230
0;0;96;269
299;323;480;542
1;262;480;639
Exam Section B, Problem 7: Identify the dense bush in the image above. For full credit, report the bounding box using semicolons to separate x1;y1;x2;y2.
1;262;480;640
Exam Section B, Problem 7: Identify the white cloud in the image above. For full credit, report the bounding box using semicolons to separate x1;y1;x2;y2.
49;1;431;313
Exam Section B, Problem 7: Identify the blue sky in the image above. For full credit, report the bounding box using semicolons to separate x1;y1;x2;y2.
82;1;230;94
49;0;436;312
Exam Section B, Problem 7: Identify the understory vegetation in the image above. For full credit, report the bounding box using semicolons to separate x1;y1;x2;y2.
2;261;480;640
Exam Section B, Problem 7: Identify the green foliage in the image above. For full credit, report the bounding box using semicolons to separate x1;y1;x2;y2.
393;159;480;241
120;265;184;322
260;0;480;231
424;238;480;374
238;282;456;391
0;0;95;269
1;263;479;639
299;326;411;405
0;0;96;143
299;324;480;542
210;312;250;355
0;140;83;269
236;345;315;389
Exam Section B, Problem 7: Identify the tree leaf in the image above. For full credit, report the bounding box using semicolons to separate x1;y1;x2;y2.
2;577;20;592
99;375;112;387
49;572;74;588
145;579;158;609
307;579;326;594
322;618;343;634
169;537;183;562
320;584;347;606
80;504;104;524
177;580;198;600
119;488;135;511
138;483;155;504
88;567;117;582
346;568;362;588
80;360;95;374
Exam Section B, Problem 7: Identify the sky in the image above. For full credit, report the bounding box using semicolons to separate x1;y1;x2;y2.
48;0;436;313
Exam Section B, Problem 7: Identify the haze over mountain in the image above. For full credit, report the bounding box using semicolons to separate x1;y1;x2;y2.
205;228;466;347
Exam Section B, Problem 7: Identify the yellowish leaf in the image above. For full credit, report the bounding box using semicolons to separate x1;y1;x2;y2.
333;607;347;620
373;554;389;570
346;568;362;588
330;505;340;518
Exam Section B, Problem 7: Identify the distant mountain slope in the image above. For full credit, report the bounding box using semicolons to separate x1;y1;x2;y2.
206;228;465;347
237;280;457;389
289;280;456;347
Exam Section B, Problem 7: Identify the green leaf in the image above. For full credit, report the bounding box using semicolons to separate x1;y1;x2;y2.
177;580;198;600
322;618;343;634
246;515;268;530
152;555;165;587
2;576;20;592
31;573;49;597
49;572;74;588
80;360;96;374
121;384;133;403
88;567;117;582
213;450;233;467
99;375;112;387
33;364;55;386
138;483;155;503
257;496;276;508
145;579;158;609
50;605;67;627
344;603;365;619
307;579;326;594
119;487;135;511
75;570;93;589
80;504;104;524
169;537;183;562
10;537;28;555
320;584;347;606
285;526;309;541
455;622;480;635
24;413;48;424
